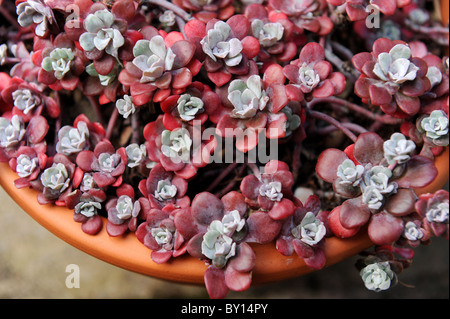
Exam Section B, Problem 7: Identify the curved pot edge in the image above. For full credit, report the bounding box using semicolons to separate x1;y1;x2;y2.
0;148;448;285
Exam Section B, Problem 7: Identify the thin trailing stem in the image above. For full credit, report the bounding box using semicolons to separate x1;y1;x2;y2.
87;96;105;125
215;163;246;198
309;110;358;143
144;0;191;21
308;96;402;126
315;122;369;135
105;108;119;141
206;162;239;193
0;5;20;30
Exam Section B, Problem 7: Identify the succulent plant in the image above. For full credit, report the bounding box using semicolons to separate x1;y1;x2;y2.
383;132;416;165
418;110;449;146
291;211;326;246
16;0;53;37
56;121;90;156
15;153;39;178
76;140;127;188
352;38;431;117
1;0;448;300
201;220;237;268
12;89;38;115
227;75;269;119
160;128;192;163
283;42;346;100
360;261;396;292
201;21;243;67
41;48;75;80
240;161;296;220
176;94;204;121
132;36;176;83
115;95;136;119
79;9;125;59
337;159;365;187
0;115;26;149
125;143;148;168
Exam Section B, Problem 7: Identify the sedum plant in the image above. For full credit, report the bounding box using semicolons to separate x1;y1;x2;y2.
0;0;448;299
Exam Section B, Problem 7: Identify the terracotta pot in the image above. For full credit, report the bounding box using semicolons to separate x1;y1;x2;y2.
0;0;449;287
0;148;448;285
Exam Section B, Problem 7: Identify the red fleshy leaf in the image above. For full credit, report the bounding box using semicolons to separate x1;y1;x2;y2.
191;192;224;226
224;266;252;292
151;250;173;264
268;198;296;220
81;215;103;235
204;266;229;299
369;84;393;106
328;206;360;238
106;222;128;237
241;36;260;59
304;247;326;270
339;197;370;229
368;211;404;245
299;42;325;64
353;132;384;165
228;243;256;273
292;239;314;258
315;148;348;183
26;115;49;144
245;211;282;244
384;188;416;217
396;155;438;188
171;40;195;69
94;54;116;76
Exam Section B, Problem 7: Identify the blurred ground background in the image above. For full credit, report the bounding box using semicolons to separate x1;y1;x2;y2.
0;185;448;299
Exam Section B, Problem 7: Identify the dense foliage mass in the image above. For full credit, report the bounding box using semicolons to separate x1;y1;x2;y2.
0;0;448;298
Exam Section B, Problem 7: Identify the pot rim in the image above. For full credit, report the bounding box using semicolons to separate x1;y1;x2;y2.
0;147;448;285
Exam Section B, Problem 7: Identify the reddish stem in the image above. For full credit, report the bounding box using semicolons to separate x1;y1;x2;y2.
309;110;358;143
308;96;401;126
105;108;119;141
